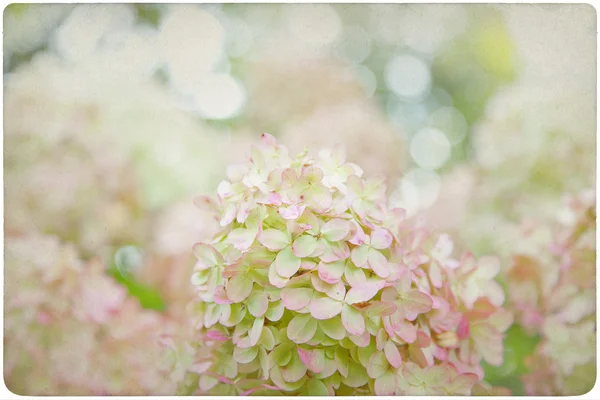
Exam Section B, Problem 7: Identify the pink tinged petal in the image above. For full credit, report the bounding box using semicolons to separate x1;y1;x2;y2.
349;222;368;245
447;373;479;395
275;247;301;278
226;273;254;303
403;291;433;318
287;314;318;344
344;263;367;287
350;245;369;267
292;234;318;258
228;228;257;251
234;346;259;364
220;203;237;226
297;348;326;374
472;324;504;366
375;371;397;396
456;317;470;340
349;330;370;347
268;262;289;288
486;281;506;307
415;331;432;348
381;286;398;302
345;281;384;304
320;240;350;262
206;330;229;341
319;316;346;340
429;261;443;289
489;309;514;332
368;248;390;278
477;256;501;279
190;361;212;374
281;287;315;311
248;318;265;346
258;229;290;251
318;260;345;284
324;281;346;301
394;319;418;343
248;292;269;317
257;192;282;206
279;204;306;220
383;316;396;338
370;228;393;250
367;352;390;379
408;345;429;369
362;301;397;317
213;286;232;304
402;362;425;386
308;185;333;210
226;163;249;181
193;243;223;269
236;201;253;223
376;329;388;351
342;304;365;336
204;303;221;327
321;218;351;242
303;165;324;182
310;296;344;320
300;259;317;271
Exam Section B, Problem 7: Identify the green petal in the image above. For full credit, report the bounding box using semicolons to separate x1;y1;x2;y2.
248;292;269;317
281;287;315;311
292;234;319;258
259;326;276;351
310;296;344;320
288;314;318;344
321;218;351;242
258;229;290;251
367;351;389;379
319;316;347;340
234;345;259;364
350;245;369;268
368;248;390;278
306;378;329;396
270;343;294;366
226;273;254;303
375;371;397;395
342;304;366;336
249;317;265;346
341;361;369;388
281;351;308;382
265;300;284;322
275;246;301;278
335;346;350;378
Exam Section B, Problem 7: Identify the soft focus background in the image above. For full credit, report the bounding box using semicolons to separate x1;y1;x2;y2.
3;3;596;396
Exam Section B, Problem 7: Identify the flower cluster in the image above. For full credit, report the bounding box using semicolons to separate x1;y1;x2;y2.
505;190;596;395
184;134;511;395
4;234;190;395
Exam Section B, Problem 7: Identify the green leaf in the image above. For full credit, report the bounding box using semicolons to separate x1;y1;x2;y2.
482;324;541;395
108;267;166;311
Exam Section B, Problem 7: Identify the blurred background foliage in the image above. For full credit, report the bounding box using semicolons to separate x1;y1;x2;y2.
3;3;595;395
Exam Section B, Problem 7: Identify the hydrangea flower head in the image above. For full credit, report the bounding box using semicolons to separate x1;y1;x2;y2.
4;234;188;395
186;134;511;395
507;190;596;395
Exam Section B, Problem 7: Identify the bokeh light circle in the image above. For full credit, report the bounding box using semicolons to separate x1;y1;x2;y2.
410;127;451;170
